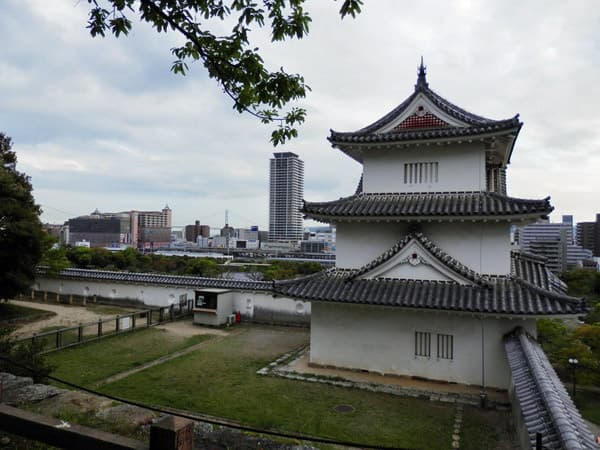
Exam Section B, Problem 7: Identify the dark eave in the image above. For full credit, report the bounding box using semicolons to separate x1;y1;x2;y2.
273;270;586;316
329;118;521;145
273;247;585;316
302;191;553;221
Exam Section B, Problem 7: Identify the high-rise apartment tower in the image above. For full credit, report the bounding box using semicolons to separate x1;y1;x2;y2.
269;152;304;242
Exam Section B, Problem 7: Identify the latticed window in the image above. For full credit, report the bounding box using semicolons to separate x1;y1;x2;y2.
437;334;454;360
414;331;431;357
404;162;438;184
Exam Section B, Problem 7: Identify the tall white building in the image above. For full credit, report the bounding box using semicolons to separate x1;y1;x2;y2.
269;152;304;242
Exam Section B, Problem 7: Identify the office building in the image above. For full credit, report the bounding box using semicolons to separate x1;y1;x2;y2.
269;152;304;242
576;214;600;257
64;205;172;250
185;221;210;243
516;215;592;273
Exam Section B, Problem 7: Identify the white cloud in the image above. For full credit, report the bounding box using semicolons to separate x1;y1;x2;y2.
1;0;600;228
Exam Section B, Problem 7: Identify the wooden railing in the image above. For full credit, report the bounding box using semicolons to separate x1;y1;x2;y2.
15;299;194;353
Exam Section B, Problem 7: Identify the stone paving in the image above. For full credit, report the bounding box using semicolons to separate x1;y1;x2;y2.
259;347;509;407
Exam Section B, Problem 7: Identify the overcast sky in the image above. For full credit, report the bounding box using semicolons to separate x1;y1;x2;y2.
1;1;599;230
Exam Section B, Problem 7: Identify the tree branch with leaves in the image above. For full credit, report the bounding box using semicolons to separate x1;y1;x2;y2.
86;0;363;145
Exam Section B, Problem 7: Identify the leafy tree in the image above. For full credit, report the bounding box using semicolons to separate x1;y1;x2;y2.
85;0;363;145
39;238;70;275
66;246;93;268
561;268;600;297
538;318;600;385
0;133;46;300
184;258;220;277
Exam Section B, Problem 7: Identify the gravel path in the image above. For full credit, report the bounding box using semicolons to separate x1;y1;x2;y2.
9;300;137;338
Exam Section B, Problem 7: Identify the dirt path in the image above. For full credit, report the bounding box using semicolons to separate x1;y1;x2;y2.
9;300;137;338
154;320;229;337
94;328;246;388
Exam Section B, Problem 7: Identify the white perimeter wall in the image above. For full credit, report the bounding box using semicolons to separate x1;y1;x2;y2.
310;302;536;389
362;143;486;193
335;221;511;275
34;277;310;324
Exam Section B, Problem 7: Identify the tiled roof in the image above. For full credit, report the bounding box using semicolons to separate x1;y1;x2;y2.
511;250;568;294
329;118;520;145
273;271;585;316
303;191;553;221
329;66;521;145
40;268;272;291
504;328;596;450
350;232;490;286
272;244;585;316
354;174;363;195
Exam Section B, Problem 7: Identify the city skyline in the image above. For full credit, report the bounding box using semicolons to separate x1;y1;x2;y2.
1;1;600;228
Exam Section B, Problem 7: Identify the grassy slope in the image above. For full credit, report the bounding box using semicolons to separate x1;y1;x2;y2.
47;324;515;449
100;326;455;450
47;328;210;386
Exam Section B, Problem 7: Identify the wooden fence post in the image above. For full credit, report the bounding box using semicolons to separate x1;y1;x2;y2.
78;324;83;343
98;319;102;338
56;293;60;303
116;315;120;333
43;291;48;301
132;314;136;329
31;290;35;300
147;311;151;327
149;416;193;450
55;331;61;350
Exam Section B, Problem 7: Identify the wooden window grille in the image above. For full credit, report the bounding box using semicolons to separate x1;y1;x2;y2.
437;333;454;360
404;162;438;184
414;331;431;357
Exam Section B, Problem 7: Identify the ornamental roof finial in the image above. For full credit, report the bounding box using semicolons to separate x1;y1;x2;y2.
416;56;428;89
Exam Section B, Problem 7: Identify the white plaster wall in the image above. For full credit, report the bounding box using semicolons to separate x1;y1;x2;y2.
34;277;310;324
35;277;193;307
362;144;486;193
336;222;407;269
310;302;536;389
233;292;310;324
335;221;511;275
423;222;511;275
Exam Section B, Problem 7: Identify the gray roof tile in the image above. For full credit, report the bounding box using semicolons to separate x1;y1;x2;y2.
303;191;553;220
273;269;586;316
40;268;272;291
504;329;596;450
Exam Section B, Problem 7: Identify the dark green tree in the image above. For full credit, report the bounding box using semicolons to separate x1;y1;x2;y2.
0;133;46;300
85;0;363;145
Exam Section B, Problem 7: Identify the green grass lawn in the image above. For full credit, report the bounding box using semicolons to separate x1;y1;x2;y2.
576;389;600;425
0;303;54;322
84;325;513;450
46;324;516;449
47;327;210;386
